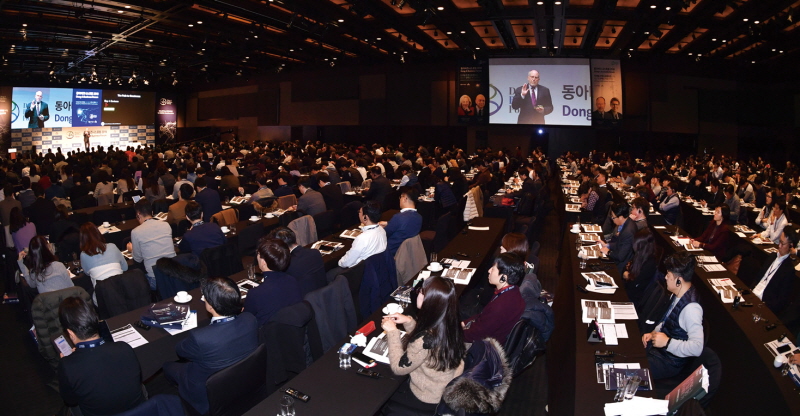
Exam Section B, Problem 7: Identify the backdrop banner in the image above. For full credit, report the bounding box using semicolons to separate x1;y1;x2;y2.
591;59;623;128
156;92;177;143
456;60;490;125
11;125;155;153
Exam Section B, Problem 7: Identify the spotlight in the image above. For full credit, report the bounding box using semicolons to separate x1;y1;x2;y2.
605;38;610;44
611;27;616;34
573;37;577;44
576;26;581;33
538;129;543;135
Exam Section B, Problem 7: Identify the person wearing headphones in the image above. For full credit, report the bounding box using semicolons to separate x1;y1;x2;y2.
642;252;704;379
461;253;526;343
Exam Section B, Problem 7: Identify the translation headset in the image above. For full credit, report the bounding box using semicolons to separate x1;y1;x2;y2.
676;279;681;286
500;276;506;283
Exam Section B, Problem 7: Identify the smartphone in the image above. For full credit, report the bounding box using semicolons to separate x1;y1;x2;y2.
319;245;337;252
777;344;792;354
54;335;73;357
352;351;377;368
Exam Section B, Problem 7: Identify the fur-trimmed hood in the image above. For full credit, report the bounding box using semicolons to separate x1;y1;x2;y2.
439;338;512;415
155;254;207;283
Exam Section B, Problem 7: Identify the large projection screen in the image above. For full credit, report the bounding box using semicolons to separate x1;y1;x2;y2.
489;58;592;126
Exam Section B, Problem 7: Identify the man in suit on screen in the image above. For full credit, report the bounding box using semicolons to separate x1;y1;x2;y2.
511;70;553;124
24;91;49;128
592;97;608;122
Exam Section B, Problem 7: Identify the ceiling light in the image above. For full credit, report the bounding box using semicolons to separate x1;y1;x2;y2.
125;5;131;8
754;20;759;24
555;1;562;4
688;52;693;55
666;6;671;10
118;10;123;13
554;28;560;32
437;6;444;10
188;24;194;27
711;38;716;41
742;18;748;22
460;31;465;34
197;21;203;24
554;46;558;49
536;1;543;4
446;31;452;35
475;47;480;49
22;24;27;27
650;5;656;8
751;60;755;63
377;37;381;40
338;19;344;22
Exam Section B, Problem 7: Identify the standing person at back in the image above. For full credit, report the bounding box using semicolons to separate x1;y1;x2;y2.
379;186;423;257
127;198;176;290
193;176;222;223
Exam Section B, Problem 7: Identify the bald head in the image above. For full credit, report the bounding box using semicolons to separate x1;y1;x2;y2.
527;70;540;87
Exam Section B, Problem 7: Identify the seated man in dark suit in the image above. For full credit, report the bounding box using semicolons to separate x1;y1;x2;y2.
58;296;145;416
193;176;222;223
363;166;392;204
69;175;94;201
163;277;259;415
600;202;637;274
317;172;344;212
379;186;423;257
244;238;303;325
750;229;799;314
179;201;227;257
272;173;295;198
658;183;681;225
26;182;57;238
289;176;326;217
196;167;218;191
702;179;724;208
269;227;327;296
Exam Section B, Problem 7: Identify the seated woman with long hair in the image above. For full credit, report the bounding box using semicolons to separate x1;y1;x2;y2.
143;174;166;201
462;253;526;343
381;276;465;415
18;236;72;293
623;229;658;305
689;204;731;260
10;206;36;254
79;223;128;303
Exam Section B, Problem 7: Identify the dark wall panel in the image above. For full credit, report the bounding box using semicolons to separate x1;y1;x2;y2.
291;74;359;102
198;93;257;120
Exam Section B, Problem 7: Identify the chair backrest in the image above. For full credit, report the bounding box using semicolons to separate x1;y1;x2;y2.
235;203;256;222
260;301;319;386
339;201;363;230
205;344;268;416
503;319;545;378
94;269;151;319
237;221;264;257
515;192;535;217
288;215;317;247
200;242;244;278
31;286;92;369
277;194;297;210
71;195;98;210
529;241;541;257
394;235;427;286
304;275;357;353
362;178;372;190
312;210;337;238
438;338;512;416
153;254;206;300
211;209;238;227
432;212;458;253
337;181;351;194
697;348;721;407
361;251;398;318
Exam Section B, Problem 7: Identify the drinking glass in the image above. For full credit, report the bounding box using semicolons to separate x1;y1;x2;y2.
580;258;587;269
279;395;295;416
430;252;438;263
72;253;80;270
247;264;255;281
121;214;126;224
338;351;352;370
229;224;237;235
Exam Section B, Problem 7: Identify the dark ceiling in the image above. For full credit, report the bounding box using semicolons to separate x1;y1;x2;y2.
1;0;799;87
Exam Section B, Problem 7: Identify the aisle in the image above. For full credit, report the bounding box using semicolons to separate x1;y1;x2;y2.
498;178;560;416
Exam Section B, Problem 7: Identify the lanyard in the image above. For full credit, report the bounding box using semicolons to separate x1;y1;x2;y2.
491;285;515;303
211;316;235;325
76;339;105;349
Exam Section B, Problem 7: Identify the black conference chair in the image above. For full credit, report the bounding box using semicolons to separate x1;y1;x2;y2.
237;220;264;258
200;242;243;278
202;344;268;416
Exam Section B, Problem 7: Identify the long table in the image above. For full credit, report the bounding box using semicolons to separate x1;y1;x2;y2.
243;217;505;416
548;225;654;416
652;225;800;415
